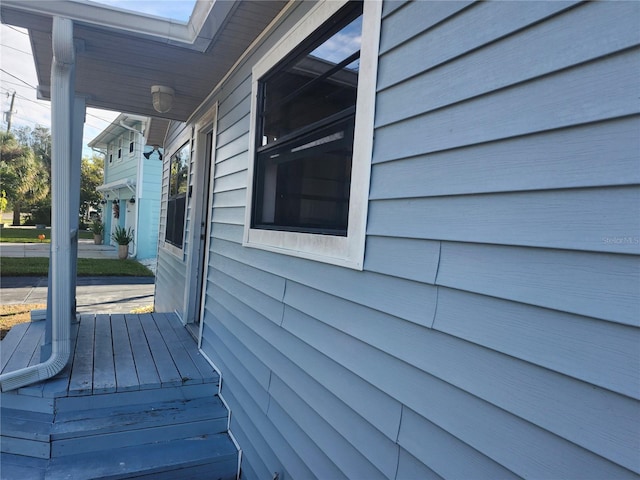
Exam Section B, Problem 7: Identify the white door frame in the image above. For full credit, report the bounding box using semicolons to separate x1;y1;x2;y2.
182;102;218;345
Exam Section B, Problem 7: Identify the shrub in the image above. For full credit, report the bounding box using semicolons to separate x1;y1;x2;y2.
90;220;104;235
111;225;134;245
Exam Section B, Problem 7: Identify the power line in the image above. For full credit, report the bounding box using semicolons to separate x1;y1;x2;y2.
5;25;28;36
1;79;35;90
0;87;48;107
7;92;50;110
0;83;119;125
1;86;115;126
0;90;110;132
0;69;36;89
86;111;119;124
0;44;32;56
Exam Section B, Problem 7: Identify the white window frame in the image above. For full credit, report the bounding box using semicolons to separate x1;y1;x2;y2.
243;0;381;270
116;137;123;162
128;129;136;157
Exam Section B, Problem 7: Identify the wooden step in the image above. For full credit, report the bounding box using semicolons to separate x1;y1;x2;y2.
1;395;228;457
45;434;237;480
0;409;52;459
54;382;218;412
0;453;47;480
51;396;228;457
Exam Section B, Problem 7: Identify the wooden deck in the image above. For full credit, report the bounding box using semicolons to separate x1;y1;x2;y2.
1;312;218;402
0;313;237;479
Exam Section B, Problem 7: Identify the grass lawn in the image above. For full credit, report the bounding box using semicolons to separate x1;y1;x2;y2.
0;257;154;277
0;227;93;243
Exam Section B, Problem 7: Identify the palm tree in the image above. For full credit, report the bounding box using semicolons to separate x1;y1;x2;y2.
0;132;50;225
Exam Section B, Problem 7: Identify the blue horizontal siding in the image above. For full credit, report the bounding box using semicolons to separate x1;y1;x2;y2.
378;1;579;89
367;187;640;254
434;287;640;399
154;252;186;314
378;2;637;119
378;0;472;56
436;242;640;326
397;407;518;480
370;117;640;195
153;1;640;478
208;280;403;441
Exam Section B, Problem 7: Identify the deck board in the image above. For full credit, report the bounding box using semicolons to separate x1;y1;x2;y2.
42;322;80;398
111;314;140;392
16;326;46;398
1;322;30;372
3;323;45;375
125;314;161;389
1;309;232;478
138;314;182;387
93;314;116;394
152;313;203;385
1;312;217;398
68;315;95;396
167;316;218;383
27;331;44;367
16;323;48;398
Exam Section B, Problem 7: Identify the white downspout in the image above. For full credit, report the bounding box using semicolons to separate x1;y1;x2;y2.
0;17;75;392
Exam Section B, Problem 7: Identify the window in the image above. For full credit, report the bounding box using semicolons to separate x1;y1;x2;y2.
165;142;189;248
244;1;381;269
117;138;123;160
129;130;135;154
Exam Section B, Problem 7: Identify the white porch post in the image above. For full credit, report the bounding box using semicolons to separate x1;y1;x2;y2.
42;94;84;359
0;16;77;392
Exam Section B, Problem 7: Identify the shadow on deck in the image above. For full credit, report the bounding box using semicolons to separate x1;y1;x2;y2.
0;313;237;480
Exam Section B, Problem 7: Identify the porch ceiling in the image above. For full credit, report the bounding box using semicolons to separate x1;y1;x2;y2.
0;0;288;122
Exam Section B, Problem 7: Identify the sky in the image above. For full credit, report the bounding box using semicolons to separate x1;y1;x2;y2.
0;1;196;157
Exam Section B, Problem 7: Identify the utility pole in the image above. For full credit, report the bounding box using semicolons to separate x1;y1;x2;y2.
5;91;16;133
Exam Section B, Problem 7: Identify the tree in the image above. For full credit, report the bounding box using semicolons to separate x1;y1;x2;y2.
14;125;52;173
80;155;104;218
30;126;52;175
0;131;50;225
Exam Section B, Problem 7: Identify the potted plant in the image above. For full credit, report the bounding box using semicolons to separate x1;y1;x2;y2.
111;225;134;259
90;220;104;245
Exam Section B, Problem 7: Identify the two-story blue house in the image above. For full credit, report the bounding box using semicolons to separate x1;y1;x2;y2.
89;114;164;260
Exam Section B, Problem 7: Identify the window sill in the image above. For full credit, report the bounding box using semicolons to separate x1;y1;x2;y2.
244;227;363;270
160;241;185;261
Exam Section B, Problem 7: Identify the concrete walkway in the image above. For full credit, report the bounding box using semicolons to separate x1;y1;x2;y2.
0;238;118;259
1;276;155;314
1;239;156;313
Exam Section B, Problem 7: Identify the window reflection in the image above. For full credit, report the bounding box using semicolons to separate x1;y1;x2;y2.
169;144;189;196
166;142;189;248
259;10;363;147
252;3;363;235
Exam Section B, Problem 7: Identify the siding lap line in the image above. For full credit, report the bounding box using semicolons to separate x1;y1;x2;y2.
280;280;288;326
431;242;443;329
395;404;404;443
430;286;439;329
